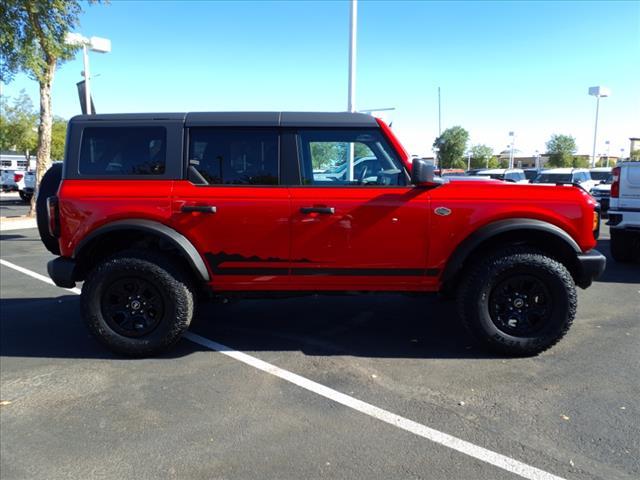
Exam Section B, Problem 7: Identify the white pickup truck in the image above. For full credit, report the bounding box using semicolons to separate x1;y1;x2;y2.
608;162;640;262
15;170;36;203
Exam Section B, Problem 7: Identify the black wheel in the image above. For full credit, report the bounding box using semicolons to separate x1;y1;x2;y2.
19;191;32;203
610;229;634;263
81;250;195;356
457;249;576;356
36;163;63;255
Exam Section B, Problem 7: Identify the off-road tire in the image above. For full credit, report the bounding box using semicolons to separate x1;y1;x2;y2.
81;250;195;357
36;163;63;255
610;229;634;263
457;248;576;356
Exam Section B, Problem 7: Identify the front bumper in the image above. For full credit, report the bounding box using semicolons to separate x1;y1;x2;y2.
47;257;77;288
575;249;606;289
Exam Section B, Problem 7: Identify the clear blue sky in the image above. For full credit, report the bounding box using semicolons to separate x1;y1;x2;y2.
3;0;639;157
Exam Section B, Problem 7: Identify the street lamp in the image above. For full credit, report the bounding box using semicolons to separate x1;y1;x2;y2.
605;140;610;167
466;149;472;171
588;86;611;168
65;33;111;115
347;0;357;113
508;131;515;169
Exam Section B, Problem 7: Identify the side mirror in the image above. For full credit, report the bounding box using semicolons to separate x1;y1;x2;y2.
411;158;436;186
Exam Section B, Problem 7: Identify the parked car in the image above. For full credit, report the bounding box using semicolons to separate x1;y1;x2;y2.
14;170;36;203
589;167;612;184
0;153;31;192
531;168;599;192
589;167;613;217
439;169;466;177
523;168;542;182
607;162;640;262
1;169;17;192
38;111;605;357
476;168;528;183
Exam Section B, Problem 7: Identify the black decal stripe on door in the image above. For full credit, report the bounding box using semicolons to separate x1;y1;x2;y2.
204;253;439;277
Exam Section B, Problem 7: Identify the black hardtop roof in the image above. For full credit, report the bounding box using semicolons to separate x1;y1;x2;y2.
69;111;378;128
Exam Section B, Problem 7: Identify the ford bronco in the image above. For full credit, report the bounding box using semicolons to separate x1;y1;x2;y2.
38;112;606;356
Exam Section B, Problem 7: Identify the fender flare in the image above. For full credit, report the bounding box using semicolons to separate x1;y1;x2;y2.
441;218;581;285
74;219;210;281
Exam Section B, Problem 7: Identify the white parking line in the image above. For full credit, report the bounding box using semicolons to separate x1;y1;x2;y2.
0;258;566;480
0;259;81;295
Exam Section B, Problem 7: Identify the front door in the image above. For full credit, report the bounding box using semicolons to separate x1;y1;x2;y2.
170;127;291;291
288;127;433;291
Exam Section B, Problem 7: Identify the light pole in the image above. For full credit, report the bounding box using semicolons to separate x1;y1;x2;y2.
347;0;357;113
605;140;610;167
466;150;472;171
588;86;611;168
508;131;515;169
535;150;540;170
346;0;357;182
438;86;442;136
65;33;111;115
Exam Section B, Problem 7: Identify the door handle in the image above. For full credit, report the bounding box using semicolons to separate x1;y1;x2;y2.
181;205;217;213
300;206;335;214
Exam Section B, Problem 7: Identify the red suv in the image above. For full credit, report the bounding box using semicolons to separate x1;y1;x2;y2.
38;112;605;357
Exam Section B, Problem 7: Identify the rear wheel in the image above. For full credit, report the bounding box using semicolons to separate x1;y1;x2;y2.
458;249;576;356
81;250;195;357
19;191;32;203
610;229;634;263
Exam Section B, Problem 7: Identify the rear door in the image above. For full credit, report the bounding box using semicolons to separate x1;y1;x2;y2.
287;127;433;291
170;126;291;291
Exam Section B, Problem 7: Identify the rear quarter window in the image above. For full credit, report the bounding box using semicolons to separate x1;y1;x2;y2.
79;127;166;175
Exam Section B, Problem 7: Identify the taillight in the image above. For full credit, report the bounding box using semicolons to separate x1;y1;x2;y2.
611;166;621;198
47;196;60;237
14;173;23;182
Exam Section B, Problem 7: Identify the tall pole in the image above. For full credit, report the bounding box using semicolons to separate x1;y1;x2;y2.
347;0;357;182
438;87;441;135
82;45;91;115
508;132;515;169
347;0;357;113
591;96;600;168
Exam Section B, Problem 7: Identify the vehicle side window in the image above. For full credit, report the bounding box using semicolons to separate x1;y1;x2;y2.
79;127;166;175
297;129;406;186
188;128;278;185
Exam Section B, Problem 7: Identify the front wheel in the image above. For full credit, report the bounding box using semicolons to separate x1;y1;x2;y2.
81;250;195;357
458;249;576;356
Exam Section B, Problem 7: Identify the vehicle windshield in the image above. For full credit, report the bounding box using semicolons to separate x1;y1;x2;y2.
590;171;612;182
533;173;572;184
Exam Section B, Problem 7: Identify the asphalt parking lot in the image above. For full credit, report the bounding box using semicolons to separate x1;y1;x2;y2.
0;193;30;218
1;220;638;480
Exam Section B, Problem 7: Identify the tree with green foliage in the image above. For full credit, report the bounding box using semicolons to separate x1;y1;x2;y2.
469;144;493;169
433;126;469;169
0;91;68;161
50;117;67;161
1;0;102;215
0;90;38;156
545;134;577;168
